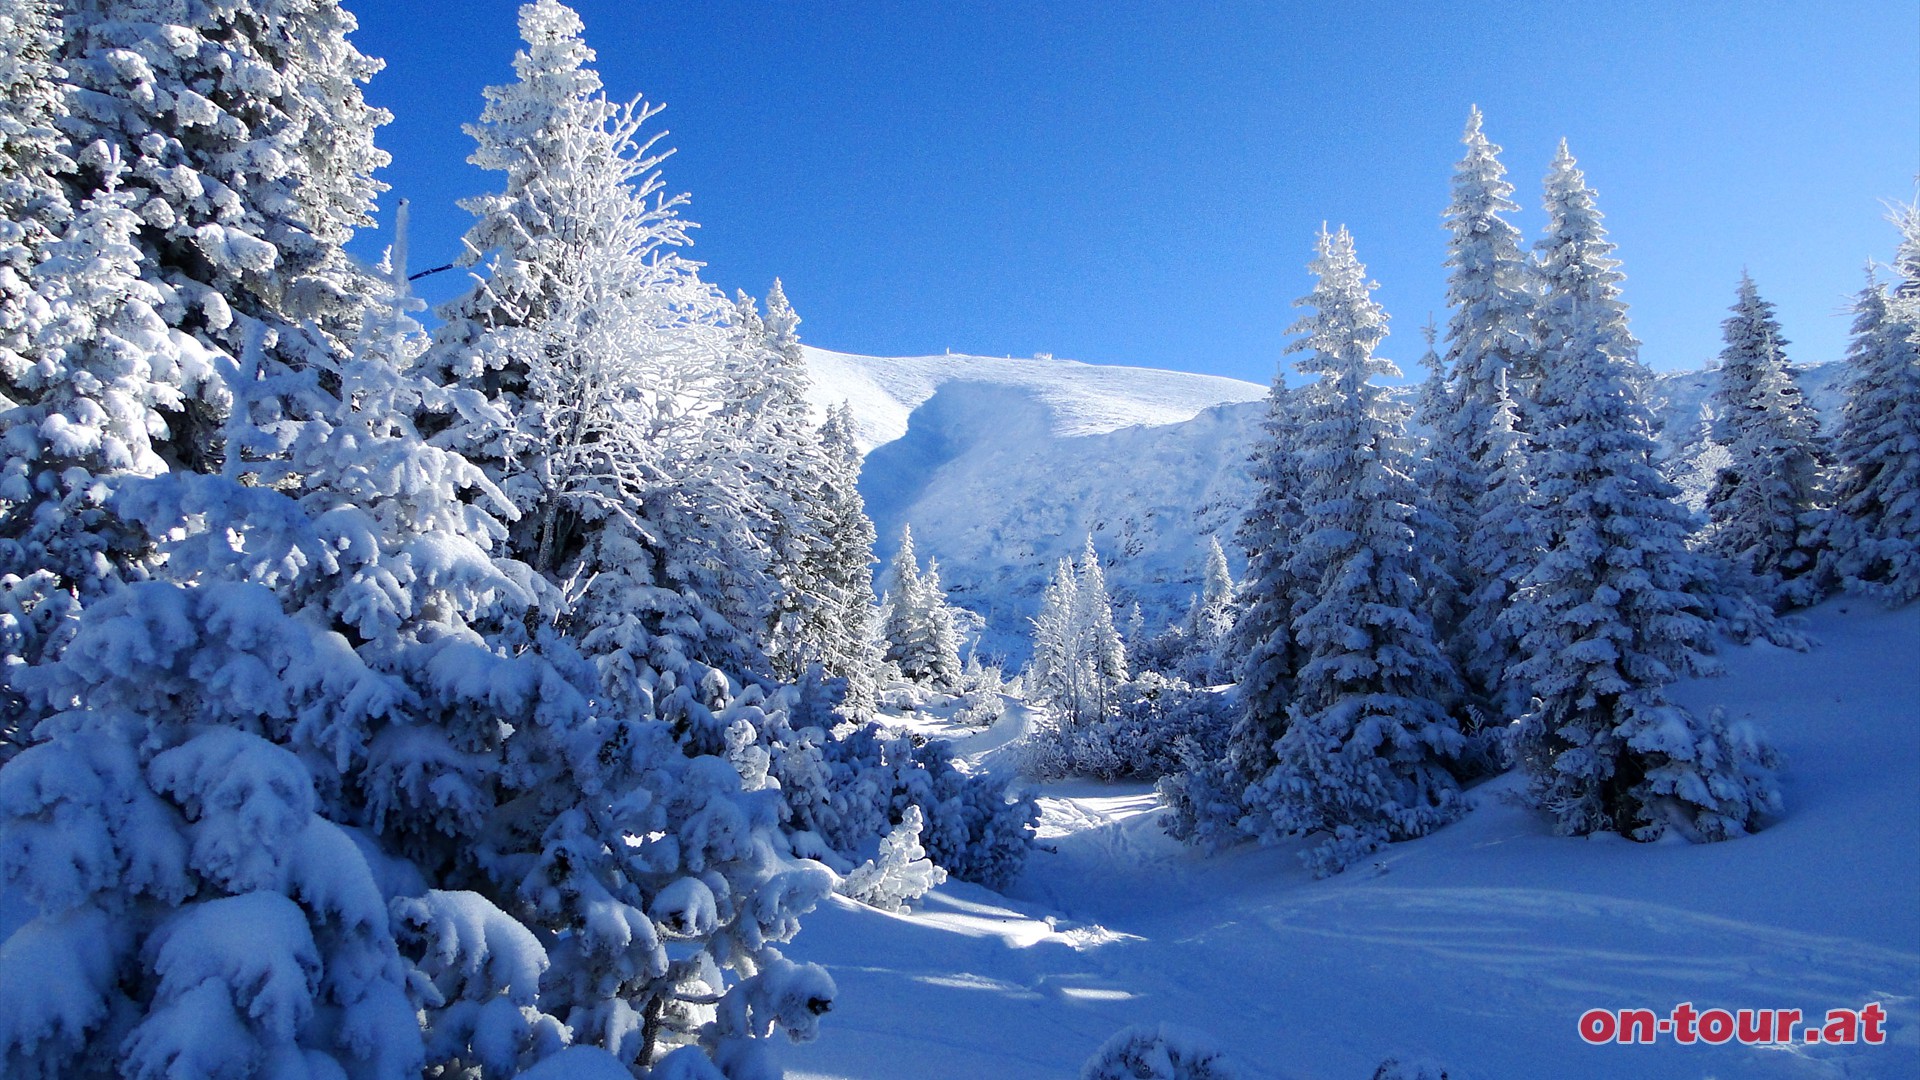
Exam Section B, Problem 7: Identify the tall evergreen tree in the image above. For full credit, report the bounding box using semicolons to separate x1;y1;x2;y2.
1456;372;1538;723
1075;536;1128;714
1445;108;1538;434
1026;538;1128;729
1505;146;1779;841
1161;366;1304;850
728;283;864;692
879;525;963;689
1436;109;1538;710
1827;266;1920;603
1229;379;1305;741
815;402;882;716
1177;535;1237;684
0;154;191;749
1704;274;1829;608
1026;555;1086;725
1410;318;1468;655
428;0;769;690
0;0;68;381
405;4;840;1068
56;0;394;470
1238;226;1464;875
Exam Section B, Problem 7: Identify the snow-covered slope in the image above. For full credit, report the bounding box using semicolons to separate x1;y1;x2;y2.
802;347;1269;454
782;597;1920;1079
807;346;1845;664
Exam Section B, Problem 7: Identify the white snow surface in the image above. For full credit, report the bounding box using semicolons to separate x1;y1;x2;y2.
808;347;1845;663
781;597;1920;1079
801;346;1270;455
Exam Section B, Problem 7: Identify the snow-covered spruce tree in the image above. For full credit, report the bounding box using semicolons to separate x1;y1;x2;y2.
0;0;70;749
813;401;882;717
0;151;194;753
1026;555;1086;728
1827;264;1920;604
0;211;507;1080
1160;374;1303;847
1704;274;1830;608
1176;535;1237;685
1446;108;1539;433
1408;318;1468;666
55;0;392;470
877;525;963;690
834;803;945;913
427;0;784;702
1024;538;1127;743
725;283;850;688
1664;402;1732;520
420;4;841;1070
1074;535;1129;713
1236;226;1465;876
1503;145;1781;841
1532;140;1786;643
0;0;67;377
1455;372;1539;726
1437;108;1540;715
6;0;388;748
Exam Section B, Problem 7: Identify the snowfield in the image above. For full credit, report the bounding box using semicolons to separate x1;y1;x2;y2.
781;597;1920;1079
809;347;1847;665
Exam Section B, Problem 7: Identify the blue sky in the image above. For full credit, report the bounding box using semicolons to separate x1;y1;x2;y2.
350;1;1919;385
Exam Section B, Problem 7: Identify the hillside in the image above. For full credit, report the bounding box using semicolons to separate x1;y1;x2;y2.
782;597;1920;1079
807;347;1846;663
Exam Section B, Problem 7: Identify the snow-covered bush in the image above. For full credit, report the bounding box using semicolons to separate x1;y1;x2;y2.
1081;1023;1241;1080
1024;674;1234;783
835;804;947;912
770;722;1035;891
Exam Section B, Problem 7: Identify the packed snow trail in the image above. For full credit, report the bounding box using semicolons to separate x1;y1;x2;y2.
783;599;1920;1079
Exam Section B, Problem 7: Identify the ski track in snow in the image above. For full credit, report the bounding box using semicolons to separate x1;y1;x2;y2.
784;598;1920;1080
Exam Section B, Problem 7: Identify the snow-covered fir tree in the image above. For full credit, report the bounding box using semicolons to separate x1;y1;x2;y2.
1454;372;1539;726
1028;556;1085;725
1827;261;1920;604
1075;536;1129;707
1408;317;1468;656
1160;373;1303;849
0;206;494;1079
0;0;67;379
1236;226;1465;875
55;0;392;470
727;283;855;689
1026;537;1128;729
1227;381;1305;733
878;525;964;689
1664;402;1733;519
813;402;883;716
0;152;197;751
1504;145;1780;841
1436;108;1539;711
1704;274;1830;608
414;6;852;1068
1446;108;1539;433
1171;536;1237;685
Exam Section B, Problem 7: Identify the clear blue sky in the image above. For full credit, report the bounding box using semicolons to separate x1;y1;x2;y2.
349;1;1919;385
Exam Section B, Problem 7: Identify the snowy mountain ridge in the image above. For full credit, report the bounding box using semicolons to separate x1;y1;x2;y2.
806;346;1847;663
